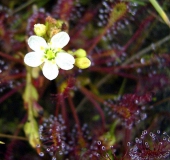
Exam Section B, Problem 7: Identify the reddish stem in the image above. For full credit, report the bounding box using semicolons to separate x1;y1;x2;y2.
123;16;154;51
90;61;152;72
68;94;82;136
91;49;117;60
0;73;26;84
70;7;99;43
55;95;60;117
0;51;24;64
89;67;138;80
0;82;25;104
79;86;106;131
124;128;131;153
60;96;68;125
86;24;110;53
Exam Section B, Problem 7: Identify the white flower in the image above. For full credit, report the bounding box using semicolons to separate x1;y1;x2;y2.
24;32;75;80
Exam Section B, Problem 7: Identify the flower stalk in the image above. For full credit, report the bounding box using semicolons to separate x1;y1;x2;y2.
23;66;40;149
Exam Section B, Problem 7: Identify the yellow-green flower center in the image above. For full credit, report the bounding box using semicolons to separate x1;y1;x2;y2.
45;49;56;60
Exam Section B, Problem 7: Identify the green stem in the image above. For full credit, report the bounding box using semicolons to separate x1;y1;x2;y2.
25;67;34;119
123;34;170;65
0;133;27;141
118;78;127;96
10;0;36;15
149;0;170;27
23;66;40;148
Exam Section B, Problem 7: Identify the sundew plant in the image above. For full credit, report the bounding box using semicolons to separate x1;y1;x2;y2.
0;0;170;159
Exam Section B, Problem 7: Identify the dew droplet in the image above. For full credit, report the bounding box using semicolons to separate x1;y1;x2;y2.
168;138;170;142
149;132;153;137
102;146;105;150
163;132;167;135
163;137;167;141
39;152;44;157
159;142;163;145
158;154;162;159
157;130;160;134
96;153;100;157
36;144;40;148
141;135;144;139
143;130;147;135
97;141;101;145
46;148;50;152
52;157;56;160
135;100;138;104
106;153;109;157
140;58;145;64
135;138;139;143
127;142;131;146
145;142;149;146
59;151;63;155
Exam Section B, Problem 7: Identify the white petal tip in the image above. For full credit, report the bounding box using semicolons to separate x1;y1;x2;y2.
42;62;59;80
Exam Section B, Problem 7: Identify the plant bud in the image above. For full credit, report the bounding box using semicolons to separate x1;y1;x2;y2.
75;57;91;69
34;24;47;36
74;49;87;58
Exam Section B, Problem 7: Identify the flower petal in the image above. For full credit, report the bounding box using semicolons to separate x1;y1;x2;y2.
51;32;70;49
24;52;44;67
56;52;75;70
42;61;59;80
28;36;48;52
